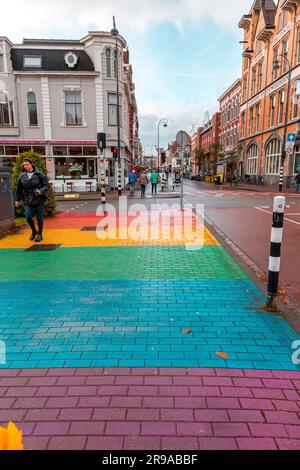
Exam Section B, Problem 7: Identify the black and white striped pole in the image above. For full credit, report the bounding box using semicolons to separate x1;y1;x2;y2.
266;196;286;308
100;167;107;216
117;163;122;195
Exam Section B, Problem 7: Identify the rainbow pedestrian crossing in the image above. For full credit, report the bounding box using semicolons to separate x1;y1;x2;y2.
0;210;299;370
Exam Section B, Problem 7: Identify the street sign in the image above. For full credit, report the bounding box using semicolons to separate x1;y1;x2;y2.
286;145;294;155
287;133;297;143
176;131;189;148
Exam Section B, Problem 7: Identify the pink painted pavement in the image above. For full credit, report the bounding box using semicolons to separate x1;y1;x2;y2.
0;367;299;450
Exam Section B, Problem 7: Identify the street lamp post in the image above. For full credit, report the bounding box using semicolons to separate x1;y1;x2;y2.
157;119;168;168
111;17;122;196
273;54;293;193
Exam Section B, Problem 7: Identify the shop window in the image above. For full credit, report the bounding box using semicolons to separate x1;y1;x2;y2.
4;146;18;155
53;146;67;156
68;146;83;156
83;146;97;156
19;146;32;154
32;146;45;155
0;145;3;155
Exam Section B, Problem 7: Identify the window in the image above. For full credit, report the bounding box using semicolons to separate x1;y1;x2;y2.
0;54;3;72
250;107;254;135
278;89;285;124
65;91;82;126
293;79;300;118
247;144;259;175
256;103;260;132
108;93;122;126
282;40;288;74
273;48;279;80
257;62;263;91
297;28;300;63
294;146;300;173
252;67;257;95
265;138;281;175
23;56;42;68
27;92;38;126
113;50;117;78
243;74;248;101
270;94;276;127
106;49;112;78
0;91;14;127
241;112;246;137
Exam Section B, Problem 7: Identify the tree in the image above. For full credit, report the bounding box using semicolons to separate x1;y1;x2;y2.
12;151;56;217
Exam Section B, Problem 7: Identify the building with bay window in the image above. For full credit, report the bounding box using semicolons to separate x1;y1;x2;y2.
239;0;300;186
0;32;139;191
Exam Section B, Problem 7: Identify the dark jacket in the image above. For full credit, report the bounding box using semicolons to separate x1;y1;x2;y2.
16;169;49;206
294;173;300;184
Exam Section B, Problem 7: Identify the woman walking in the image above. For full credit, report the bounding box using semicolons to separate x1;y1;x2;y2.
15;158;49;242
139;171;149;198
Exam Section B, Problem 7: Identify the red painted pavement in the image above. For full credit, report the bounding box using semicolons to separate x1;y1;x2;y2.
0;368;299;450
206;206;300;304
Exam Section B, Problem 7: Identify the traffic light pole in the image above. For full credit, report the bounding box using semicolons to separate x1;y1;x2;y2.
115;33;122;197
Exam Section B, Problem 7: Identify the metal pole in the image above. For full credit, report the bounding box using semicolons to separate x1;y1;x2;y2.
266;196;286;308
279;63;292;193
112;18;122;197
157;123;160;169
181;146;184;210
100;160;107;216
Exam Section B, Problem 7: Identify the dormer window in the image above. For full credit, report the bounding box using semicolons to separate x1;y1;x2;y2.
23;56;42;68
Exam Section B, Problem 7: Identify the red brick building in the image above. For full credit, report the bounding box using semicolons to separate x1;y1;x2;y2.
218;79;241;181
199;112;221;174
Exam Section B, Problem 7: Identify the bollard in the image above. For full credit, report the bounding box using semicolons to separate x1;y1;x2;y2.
266;196;286;308
100;170;107;216
117;164;122;196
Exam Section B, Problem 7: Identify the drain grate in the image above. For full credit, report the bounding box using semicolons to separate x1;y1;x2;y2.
25;244;61;252
80;226;108;231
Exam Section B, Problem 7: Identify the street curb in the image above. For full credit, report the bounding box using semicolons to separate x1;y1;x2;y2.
194;207;300;336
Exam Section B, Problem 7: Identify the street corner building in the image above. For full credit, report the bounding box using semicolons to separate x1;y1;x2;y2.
239;0;300;187
0;32;140;192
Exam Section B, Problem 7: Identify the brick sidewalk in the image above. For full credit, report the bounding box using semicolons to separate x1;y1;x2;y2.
0;207;299;450
1;368;299;450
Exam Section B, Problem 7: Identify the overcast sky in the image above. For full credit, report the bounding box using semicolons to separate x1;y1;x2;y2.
1;0;256;152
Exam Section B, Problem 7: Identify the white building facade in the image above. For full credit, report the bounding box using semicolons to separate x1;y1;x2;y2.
0;32;139;190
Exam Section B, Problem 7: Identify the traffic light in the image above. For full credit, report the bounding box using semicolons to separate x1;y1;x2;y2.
97;133;106;150
111;147;118;158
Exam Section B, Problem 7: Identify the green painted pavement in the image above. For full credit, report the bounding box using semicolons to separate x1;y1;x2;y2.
0;246;246;281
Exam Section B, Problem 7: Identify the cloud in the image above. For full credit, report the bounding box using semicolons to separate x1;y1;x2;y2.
0;0;251;41
0;0;250;148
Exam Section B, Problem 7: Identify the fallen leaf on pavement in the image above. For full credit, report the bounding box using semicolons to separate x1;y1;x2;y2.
216;352;229;359
182;329;192;334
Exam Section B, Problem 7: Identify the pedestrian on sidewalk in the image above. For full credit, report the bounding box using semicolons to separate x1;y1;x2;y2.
129;170;137;196
139;171;149;198
294;171;300;193
15;158;49;242
150;170;159;195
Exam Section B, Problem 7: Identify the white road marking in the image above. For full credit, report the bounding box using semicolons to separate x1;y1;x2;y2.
255;206;300;226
